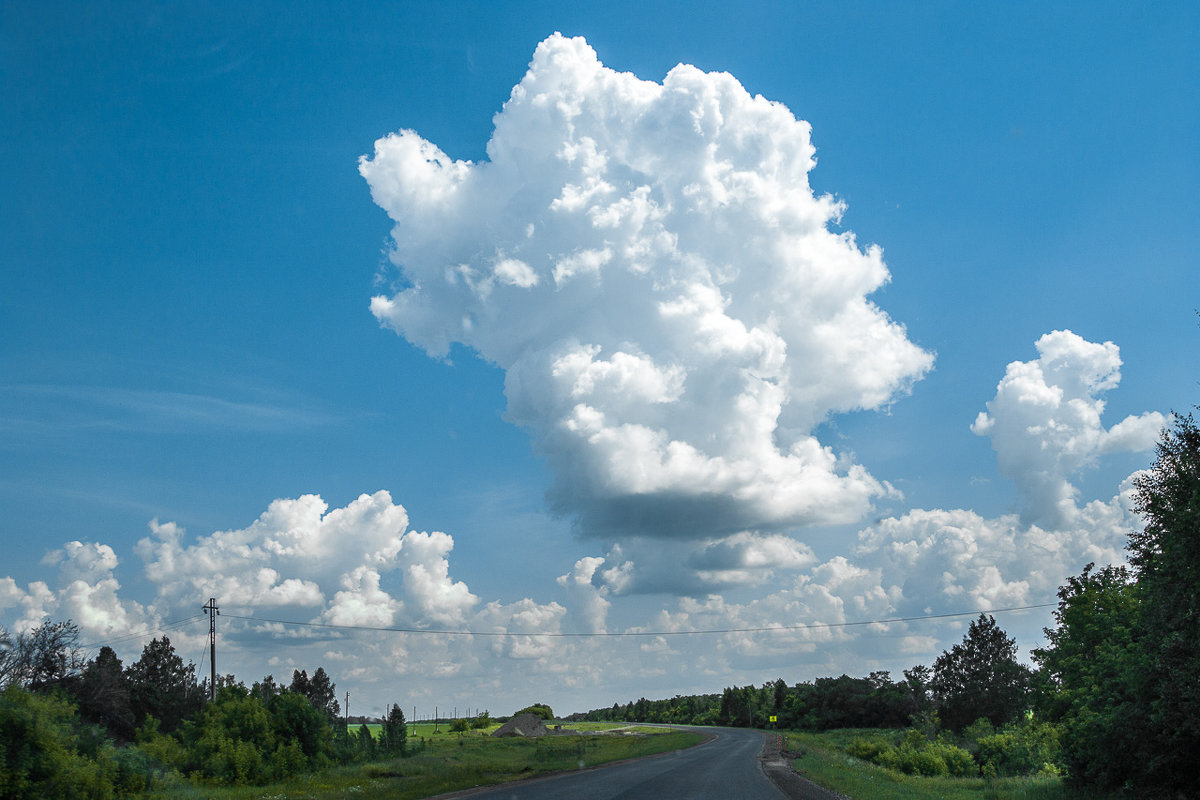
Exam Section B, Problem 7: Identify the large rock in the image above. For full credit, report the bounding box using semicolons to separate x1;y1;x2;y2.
491;713;550;738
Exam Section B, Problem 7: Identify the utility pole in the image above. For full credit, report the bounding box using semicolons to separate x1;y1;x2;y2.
345;692;350;729
202;598;218;701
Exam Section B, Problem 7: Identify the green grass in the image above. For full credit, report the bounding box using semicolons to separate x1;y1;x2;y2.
143;728;703;800
786;731;1119;800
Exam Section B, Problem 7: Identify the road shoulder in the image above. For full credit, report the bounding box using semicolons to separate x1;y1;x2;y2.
759;733;849;800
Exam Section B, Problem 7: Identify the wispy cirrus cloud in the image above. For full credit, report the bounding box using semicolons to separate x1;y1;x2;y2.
0;384;343;438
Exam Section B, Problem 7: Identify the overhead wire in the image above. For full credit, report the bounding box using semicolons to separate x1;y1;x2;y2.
79;613;206;652
222;602;1056;639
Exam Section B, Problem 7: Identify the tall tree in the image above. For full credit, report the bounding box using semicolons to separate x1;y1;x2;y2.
931;614;1030;731
291;667;340;725
125;636;202;732
1127;411;1200;795
1033;563;1146;790
72;646;134;740
308;667;340;725
381;703;407;754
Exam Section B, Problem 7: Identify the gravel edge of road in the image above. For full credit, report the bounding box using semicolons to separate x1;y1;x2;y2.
759;733;850;800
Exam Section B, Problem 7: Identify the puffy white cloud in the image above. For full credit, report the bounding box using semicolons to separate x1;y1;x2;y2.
556;556;611;634
362;33;932;538
972;330;1166;528
4;542;151;638
133;491;480;629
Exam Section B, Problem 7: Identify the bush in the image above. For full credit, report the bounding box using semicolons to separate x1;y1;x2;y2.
845;736;887;762
848;728;975;778
1;685;115;799
975;719;1061;777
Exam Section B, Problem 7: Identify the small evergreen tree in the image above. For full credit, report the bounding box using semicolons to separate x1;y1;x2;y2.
381;703;407;754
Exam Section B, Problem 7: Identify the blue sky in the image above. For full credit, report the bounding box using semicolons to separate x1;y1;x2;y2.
2;2;1197;716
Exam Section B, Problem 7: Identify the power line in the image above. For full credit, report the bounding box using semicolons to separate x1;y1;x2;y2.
222;602;1055;639
79;614;206;652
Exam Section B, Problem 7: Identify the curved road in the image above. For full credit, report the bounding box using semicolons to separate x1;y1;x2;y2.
447;727;838;800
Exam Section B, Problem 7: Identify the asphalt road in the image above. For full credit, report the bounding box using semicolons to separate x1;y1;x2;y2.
447;727;839;800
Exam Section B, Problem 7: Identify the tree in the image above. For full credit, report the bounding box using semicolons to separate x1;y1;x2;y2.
1127;412;1200;795
902;664;933;717
72;645;134;740
268;689;333;761
381;703;407;754
1032;563;1146;789
0;619;83;691
125;635;203;732
1;685;109;798
931;614;1030;732
291;667;340;725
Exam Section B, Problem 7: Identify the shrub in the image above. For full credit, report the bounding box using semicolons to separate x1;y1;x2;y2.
848;728;975;778
515;703;555;720
975;719;1061;777
1;685;113;799
845;736;887;762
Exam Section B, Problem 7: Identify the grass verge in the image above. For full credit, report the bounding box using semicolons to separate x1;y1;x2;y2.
786;731;1119;800
144;729;703;800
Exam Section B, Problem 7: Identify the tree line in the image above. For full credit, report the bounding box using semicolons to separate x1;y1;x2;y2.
0;628;408;796
572;413;1200;798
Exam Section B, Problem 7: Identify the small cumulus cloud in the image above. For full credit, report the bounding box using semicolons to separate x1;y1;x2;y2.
361;33;933;540
971;330;1166;529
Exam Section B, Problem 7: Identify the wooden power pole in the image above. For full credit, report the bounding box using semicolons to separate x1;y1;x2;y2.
202;598;219;701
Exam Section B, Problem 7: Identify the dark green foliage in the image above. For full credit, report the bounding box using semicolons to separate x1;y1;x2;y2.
266;689;332;760
931;614;1031;732
124;636;203;733
847;728;976;777
0;684;155;798
470;709;491;729
290;667;340;725
1032;563;1146;789
380;703;408;754
354;724;376;758
72;647;134;741
514;702;554;720
1127;412;1200;795
137;684;339;785
973;718;1061;777
574;674;918;730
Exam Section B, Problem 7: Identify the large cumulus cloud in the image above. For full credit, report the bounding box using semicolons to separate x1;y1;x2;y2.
361;33;932;538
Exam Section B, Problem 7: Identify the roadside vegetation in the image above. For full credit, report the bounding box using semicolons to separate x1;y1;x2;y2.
786;728;1117;800
579;414;1200;799
3;413;1197;799
137;725;701;800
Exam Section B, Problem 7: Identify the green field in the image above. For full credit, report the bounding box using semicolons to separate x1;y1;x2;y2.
145;725;702;800
785;730;1119;800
